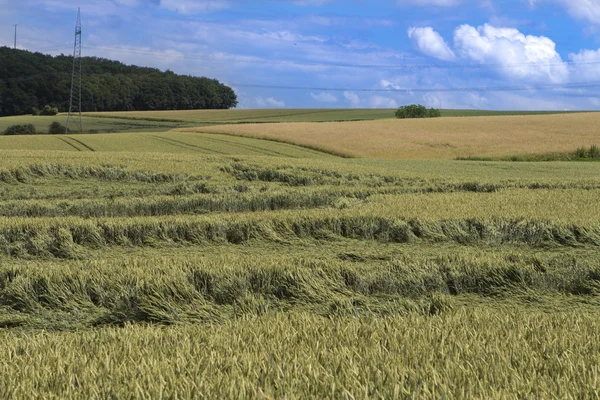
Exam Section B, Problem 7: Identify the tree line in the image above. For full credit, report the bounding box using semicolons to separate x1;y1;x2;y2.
395;104;441;119
0;47;238;116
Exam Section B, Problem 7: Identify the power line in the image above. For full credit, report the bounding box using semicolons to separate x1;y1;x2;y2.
231;81;600;93
2;67;599;94
2;68;600;95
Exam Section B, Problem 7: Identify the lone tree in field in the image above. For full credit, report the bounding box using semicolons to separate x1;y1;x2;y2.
395;104;441;119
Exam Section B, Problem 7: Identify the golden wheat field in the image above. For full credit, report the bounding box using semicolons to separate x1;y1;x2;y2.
188;112;600;159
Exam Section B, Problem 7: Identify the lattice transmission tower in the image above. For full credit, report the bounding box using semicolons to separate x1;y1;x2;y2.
66;8;83;133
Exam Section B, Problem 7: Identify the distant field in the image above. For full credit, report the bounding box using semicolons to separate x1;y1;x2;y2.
0;109;395;135
3;111;598;159
0;114;184;134
0;109;589;136
86;108;397;124
0;131;337;157
88;108;584;123
193;112;600;159
440;109;584;117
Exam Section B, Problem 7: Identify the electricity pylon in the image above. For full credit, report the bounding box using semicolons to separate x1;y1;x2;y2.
66;8;83;134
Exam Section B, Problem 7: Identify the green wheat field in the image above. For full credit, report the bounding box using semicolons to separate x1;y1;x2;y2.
0;109;600;398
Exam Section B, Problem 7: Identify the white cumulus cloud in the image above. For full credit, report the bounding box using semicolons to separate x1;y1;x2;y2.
408;27;455;61
453;24;569;83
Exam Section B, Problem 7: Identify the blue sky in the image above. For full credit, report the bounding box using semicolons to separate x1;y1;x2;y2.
2;0;600;110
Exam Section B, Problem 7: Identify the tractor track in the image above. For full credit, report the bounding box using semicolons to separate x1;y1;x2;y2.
67;136;95;152
190;133;292;157
55;137;83;151
148;135;228;155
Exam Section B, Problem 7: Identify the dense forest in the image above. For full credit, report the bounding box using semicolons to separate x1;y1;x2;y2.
0;47;238;116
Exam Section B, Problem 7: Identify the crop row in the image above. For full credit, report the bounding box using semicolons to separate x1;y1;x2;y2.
0;164;191;184
223;161;600;191
0;214;599;258
1;251;599;329
0;190;366;218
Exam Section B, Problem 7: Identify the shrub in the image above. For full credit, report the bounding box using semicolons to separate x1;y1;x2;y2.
3;124;36;135
395;104;442;119
38;105;59;116
48;121;67;134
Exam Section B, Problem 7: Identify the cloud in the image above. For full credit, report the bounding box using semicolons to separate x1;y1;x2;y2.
421;92;490;109
343;91;398;108
380;76;422;96
368;96;399;108
344;91;361;107
408;27;455;61
310;92;338;103
159;0;230;14
569;48;600;81
293;0;333;5
453;24;569;83
255;96;285;108
85;44;186;70
295;0;465;5
295;0;467;7
557;0;600;25
29;0;129;17
397;0;464;6
529;0;600;26
113;0;142;6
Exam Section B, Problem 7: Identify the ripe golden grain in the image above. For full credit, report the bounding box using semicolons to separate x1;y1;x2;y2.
190;113;600;159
